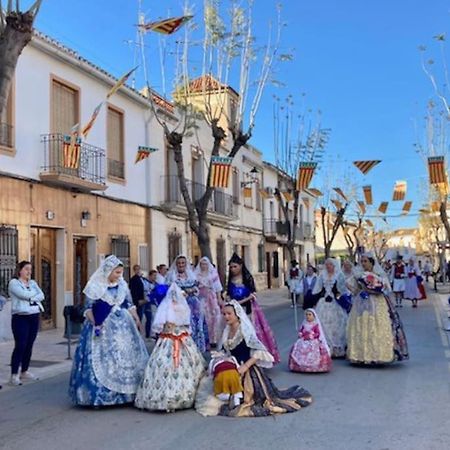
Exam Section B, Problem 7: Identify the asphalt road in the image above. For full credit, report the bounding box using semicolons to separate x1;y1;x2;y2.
1;293;450;450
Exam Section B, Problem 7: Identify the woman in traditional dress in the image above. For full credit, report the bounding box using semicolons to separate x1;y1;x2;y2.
336;259;354;314
404;257;422;308
346;254;409;365
195;256;223;347
195;301;312;417
166;255;209;352
390;255;406;308
313;258;348;358
69;255;148;407
288;308;332;373
302;265;318;310
227;253;280;364
135;283;206;412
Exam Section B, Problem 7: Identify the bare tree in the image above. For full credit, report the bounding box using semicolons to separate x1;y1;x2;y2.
0;0;43;117
142;0;287;259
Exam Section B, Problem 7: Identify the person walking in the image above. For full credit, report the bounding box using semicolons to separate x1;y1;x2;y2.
287;260;304;308
8;261;45;386
130;264;152;338
390;255;406;308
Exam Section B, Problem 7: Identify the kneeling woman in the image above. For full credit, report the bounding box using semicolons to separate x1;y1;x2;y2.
135;283;206;412
346;255;409;365
196;301;312;417
69;256;149;407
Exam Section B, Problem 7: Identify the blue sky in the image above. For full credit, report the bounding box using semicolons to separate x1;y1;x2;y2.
34;0;450;229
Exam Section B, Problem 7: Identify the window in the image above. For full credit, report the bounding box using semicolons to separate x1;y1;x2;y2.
0;85;14;152
107;106;125;180
257;244;265;273
111;236;130;281
168;232;182;265
0;225;18;296
272;251;279;278
138;244;149;272
51;77;79;135
232;168;240;204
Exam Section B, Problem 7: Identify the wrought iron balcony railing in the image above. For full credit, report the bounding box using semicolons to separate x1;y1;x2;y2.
161;175;236;218
40;133;106;190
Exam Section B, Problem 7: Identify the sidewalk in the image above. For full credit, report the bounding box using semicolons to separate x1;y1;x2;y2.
426;281;450;347
0;287;290;393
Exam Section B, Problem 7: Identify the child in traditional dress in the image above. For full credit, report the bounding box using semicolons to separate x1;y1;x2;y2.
209;352;243;407
289;308;332;373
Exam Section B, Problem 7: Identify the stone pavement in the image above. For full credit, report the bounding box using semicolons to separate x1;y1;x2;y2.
0;288;290;391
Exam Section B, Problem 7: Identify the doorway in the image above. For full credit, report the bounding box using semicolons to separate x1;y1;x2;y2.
30;227;56;329
73;238;88;307
266;252;272;289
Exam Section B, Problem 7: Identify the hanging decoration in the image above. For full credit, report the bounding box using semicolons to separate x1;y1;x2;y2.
392;180;407;201
428;156;447;185
353;160;381;175
402;201;412;215
282;191;294;202
139;15;193;35
333;187;348;202
135;146;158;163
81;101;104;139
378;202;389;214
331;199;343;210
365;219;374;227
243;187;252;198
106;66;138;99
305;188;323;197
296;162;317;191
357;201;366;214
210;156;233;188
363;185;373;205
63;134;81;169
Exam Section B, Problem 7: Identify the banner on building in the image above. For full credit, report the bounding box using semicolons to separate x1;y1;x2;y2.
353;160;381;175
210;156;233;188
296;162;317;191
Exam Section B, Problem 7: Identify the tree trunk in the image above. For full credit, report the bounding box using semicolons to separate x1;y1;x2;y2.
0;8;39;117
439;200;450;243
197;216;212;261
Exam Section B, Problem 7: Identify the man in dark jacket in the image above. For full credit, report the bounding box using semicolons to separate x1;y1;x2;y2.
129;265;152;337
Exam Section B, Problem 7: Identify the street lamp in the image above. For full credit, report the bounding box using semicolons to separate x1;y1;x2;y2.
241;166;259;188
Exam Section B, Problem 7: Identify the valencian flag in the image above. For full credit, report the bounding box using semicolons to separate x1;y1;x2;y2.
392;180;407;201
140;15;193;34
353;160;381;175
331;199;343;210
106;66;138;99
63;133;81;169
296;162;317;191
428;156;447;184
357;201;366;214
81;101;104;139
363;185;373;205
210;156;233;188
135;146;158;163
378;202;389;214
402;201;412;214
333;187;348;201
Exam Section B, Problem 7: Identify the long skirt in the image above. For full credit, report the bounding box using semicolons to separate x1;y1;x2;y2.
404;277;421;300
135;327;206;411
195;366;312;417
199;287;222;345
289;338;332;373
186;293;209;353
347;293;409;364
315;298;348;357
251;299;281;364
69;310;148;406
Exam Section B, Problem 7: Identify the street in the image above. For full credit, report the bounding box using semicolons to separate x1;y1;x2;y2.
1;291;450;450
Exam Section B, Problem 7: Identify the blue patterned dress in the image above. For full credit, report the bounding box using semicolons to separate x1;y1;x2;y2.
69;284;149;406
175;277;209;353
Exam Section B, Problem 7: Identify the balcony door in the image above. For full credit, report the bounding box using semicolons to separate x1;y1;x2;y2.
30;227;57;329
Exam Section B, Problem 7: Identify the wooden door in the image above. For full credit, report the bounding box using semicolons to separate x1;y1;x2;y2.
266;252;272;289
73;238;88;307
31;228;56;329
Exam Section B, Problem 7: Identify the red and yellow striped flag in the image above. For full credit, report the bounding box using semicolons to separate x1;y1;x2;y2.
392;180;407;201
135;146;158;163
428;156;447;184
296;162;317;191
363;185;373;205
305;188;322;197
63;134;81;169
331;199;343;210
210;156;233;188
357;201;366;214
243;186;252;198
141;15;193;34
353;160;381;175
402;201;412;214
81;101;104;138
333;187;348;201
378;202;389;214
107;67;138;99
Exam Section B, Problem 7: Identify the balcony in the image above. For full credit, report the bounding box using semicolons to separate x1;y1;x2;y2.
295;222;315;241
0;122;13;149
160;175;237;221
40;133;106;192
264;219;289;241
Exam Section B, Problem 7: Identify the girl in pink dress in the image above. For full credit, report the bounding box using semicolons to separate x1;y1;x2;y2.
195;257;223;346
289;308;332;373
